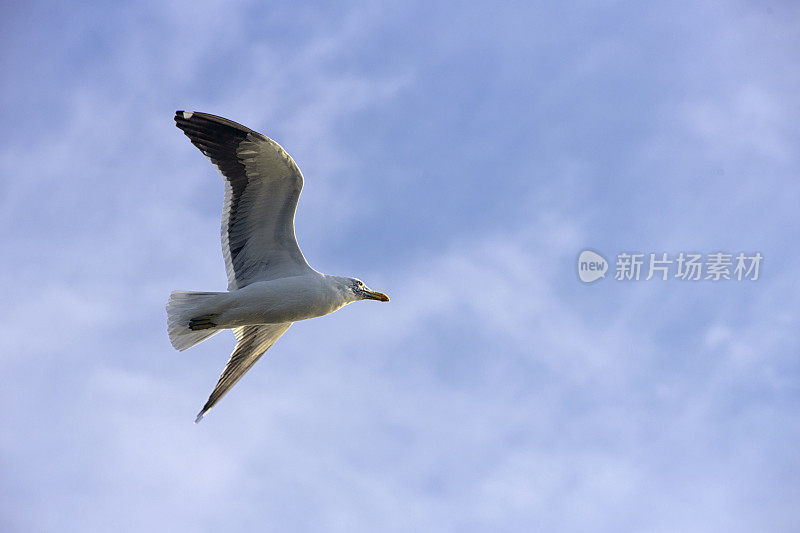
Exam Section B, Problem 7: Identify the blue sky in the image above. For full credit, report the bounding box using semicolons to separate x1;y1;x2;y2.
1;1;799;531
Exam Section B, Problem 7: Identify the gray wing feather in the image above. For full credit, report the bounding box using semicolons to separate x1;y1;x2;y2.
195;323;292;422
174;111;311;290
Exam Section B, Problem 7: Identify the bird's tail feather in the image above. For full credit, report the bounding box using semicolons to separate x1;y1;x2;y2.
166;290;223;351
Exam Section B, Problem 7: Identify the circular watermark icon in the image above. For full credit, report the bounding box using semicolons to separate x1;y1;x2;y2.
577;250;608;283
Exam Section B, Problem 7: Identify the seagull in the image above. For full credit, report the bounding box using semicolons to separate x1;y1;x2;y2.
166;111;389;423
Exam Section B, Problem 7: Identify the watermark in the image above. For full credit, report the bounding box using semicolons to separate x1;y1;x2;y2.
577;250;608;283
577;250;762;283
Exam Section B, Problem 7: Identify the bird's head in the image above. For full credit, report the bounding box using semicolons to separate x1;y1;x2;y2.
349;278;390;302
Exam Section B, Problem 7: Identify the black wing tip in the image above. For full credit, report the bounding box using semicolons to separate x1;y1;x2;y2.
174;110;261;138
194;398;215;423
173;111;248;153
194;397;215;423
174;110;193;121
174;111;201;134
174;111;215;130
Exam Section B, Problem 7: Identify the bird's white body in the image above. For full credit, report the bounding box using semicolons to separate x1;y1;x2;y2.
195;274;356;328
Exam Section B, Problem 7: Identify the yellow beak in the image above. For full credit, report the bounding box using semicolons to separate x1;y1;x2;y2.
364;290;390;302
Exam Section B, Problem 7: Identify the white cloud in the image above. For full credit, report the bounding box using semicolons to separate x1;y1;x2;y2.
684;84;794;161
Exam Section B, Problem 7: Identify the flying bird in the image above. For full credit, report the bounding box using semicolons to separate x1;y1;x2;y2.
167;111;389;422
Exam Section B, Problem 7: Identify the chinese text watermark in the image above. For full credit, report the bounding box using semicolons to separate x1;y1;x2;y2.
578;251;762;283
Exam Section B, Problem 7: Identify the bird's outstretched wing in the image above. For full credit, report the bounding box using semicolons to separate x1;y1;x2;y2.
174;111;312;290
195;323;292;422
